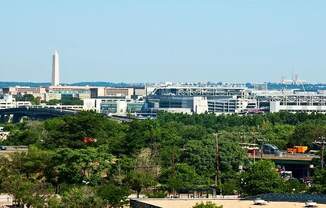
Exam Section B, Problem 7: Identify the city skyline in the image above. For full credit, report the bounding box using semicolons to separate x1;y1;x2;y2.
1;1;326;83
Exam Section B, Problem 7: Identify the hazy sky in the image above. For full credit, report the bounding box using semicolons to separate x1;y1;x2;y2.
1;0;326;83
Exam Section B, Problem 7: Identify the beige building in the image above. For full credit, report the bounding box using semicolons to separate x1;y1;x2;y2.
47;86;92;101
2;87;47;101
105;88;134;98
90;87;146;99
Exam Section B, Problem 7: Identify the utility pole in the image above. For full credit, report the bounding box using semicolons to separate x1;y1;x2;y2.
251;131;259;163
314;136;326;168
214;133;222;197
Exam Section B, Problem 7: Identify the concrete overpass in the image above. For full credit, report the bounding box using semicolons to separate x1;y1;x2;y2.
0;106;154;123
248;152;319;178
0;107;77;122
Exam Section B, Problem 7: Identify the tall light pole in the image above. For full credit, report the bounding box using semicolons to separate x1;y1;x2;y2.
314;136;326;168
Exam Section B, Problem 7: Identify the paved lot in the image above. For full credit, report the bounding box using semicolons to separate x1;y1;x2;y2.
137;199;326;208
0;194;13;206
0;146;28;156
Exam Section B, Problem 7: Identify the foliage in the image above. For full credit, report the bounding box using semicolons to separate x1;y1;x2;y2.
3;110;326;206
146;190;167;198
97;183;130;208
61;97;83;105
45;147;113;187
47;99;61;105
160;163;208;193
4;121;45;145
282;178;307;194
61;186;104;208
47;97;83;105
15;94;40;105
290;120;326;146
240;160;283;196
125;171;156;198
310;169;326;194
193;201;223;208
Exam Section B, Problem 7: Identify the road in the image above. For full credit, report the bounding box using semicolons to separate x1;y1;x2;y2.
0;146;28;156
248;152;319;161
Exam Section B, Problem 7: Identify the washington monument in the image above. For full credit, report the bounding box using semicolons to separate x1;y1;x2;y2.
52;50;60;86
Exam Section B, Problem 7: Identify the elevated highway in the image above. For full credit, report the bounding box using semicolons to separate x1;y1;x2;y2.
248;152;319;163
248;152;319;178
0;106;78;122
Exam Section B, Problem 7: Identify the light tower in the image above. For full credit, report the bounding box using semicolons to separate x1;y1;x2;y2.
52;50;60;86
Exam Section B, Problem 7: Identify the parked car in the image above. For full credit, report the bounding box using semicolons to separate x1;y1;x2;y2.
0;145;7;150
305;200;318;207
261;144;280;155
253;198;268;205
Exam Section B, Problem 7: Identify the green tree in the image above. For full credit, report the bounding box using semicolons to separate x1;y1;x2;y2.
61;97;83;105
42;111;127;149
5;121;45;145
125;119;160;154
47;99;61;105
310;169;326;194
160;163;207;194
45;147;113;192
283;178;307;194
181;138;215;177
290;120;326;146
125;171;156;198
16;94;40;105
240;160;283;196
61;186;104;208
0;174;51;208
97;183;130;208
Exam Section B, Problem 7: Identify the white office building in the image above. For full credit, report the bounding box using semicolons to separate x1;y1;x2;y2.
0;95;32;109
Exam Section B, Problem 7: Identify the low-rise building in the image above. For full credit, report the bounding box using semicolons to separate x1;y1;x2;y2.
90;87;145;99
0;95;31;109
83;98;145;115
47;86;92;101
2;87;47;101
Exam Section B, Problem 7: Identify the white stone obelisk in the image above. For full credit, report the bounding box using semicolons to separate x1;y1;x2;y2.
52;50;60;86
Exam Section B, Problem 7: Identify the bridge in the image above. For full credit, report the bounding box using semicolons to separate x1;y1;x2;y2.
0;107;77;123
248;152;319;178
0;105;156;123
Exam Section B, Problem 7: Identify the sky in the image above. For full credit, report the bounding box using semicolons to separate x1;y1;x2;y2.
1;0;326;83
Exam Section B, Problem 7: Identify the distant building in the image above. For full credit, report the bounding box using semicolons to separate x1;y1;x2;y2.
47;86;91;101
83;98;144;115
145;86;254;114
145;85;326;115
0;95;32;109
2;87;47;101
90;87;146;99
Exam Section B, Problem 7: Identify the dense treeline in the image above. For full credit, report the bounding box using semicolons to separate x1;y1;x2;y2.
0;111;326;207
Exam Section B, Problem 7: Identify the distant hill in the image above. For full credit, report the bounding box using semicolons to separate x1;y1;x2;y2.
1;81;325;91
71;82;145;88
0;82;145;88
246;82;326;92
0;82;51;88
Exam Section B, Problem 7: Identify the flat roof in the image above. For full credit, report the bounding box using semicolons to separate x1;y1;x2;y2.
133;199;326;208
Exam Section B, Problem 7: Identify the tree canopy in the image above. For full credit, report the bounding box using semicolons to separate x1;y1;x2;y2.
1;111;326;207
